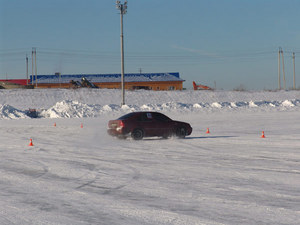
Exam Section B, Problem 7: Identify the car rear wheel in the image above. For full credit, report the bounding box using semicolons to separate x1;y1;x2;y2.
162;131;171;139
162;134;169;139
131;129;144;140
176;127;186;139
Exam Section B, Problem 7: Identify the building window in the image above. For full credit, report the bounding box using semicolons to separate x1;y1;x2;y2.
132;86;150;90
168;86;175;90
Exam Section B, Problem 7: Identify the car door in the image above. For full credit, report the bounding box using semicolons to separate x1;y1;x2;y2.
152;112;173;136
137;112;156;136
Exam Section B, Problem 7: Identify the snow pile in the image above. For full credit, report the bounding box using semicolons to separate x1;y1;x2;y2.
281;100;295;107
30;98;300;118
1;98;300;119
0;104;28;119
40;100;103;118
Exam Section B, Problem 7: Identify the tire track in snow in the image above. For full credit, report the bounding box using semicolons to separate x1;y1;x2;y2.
74;159;140;194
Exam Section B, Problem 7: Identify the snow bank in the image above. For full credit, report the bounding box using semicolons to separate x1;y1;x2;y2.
0;104;28;119
40;100;103;118
1;99;299;119
0;89;299;119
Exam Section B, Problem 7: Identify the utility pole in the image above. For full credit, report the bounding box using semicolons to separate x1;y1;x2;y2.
278;47;281;90
32;47;37;88
116;1;127;106
293;52;296;89
26;54;29;85
32;49;34;87
281;49;286;90
34;48;37;88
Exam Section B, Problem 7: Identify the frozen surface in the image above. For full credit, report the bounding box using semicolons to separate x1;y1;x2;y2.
0;89;299;224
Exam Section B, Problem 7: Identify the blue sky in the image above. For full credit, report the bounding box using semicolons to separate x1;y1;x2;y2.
1;0;300;90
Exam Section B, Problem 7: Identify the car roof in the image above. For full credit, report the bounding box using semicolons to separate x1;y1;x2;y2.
125;111;161;114
117;111;164;119
132;111;163;115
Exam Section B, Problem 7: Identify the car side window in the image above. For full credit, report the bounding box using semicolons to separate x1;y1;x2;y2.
153;113;171;122
138;113;153;122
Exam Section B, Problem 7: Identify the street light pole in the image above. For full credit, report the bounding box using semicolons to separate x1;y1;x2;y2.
116;1;127;106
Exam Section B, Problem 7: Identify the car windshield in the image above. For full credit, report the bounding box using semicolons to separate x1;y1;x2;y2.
117;112;136;120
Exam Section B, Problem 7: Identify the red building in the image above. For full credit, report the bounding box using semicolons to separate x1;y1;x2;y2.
0;79;29;85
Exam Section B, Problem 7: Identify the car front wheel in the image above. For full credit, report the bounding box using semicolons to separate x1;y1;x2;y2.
131;129;144;140
176;127;186;139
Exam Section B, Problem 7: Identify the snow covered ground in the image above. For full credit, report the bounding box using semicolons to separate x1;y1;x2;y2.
0;89;299;224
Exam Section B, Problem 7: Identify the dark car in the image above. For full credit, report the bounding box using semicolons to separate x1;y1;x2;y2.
107;111;192;140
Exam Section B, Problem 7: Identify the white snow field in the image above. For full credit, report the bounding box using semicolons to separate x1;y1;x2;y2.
0;89;299;225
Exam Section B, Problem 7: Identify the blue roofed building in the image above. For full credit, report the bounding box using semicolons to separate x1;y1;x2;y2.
30;72;184;90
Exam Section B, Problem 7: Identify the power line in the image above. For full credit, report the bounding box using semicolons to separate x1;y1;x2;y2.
0;47;297;67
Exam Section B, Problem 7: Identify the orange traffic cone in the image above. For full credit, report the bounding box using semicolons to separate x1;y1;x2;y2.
261;131;265;138
29;138;34;146
81;123;83;128
206;128;210;134
54;122;56;127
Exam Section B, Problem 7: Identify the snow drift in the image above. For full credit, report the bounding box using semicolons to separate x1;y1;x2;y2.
0;89;299;119
0;104;28;119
